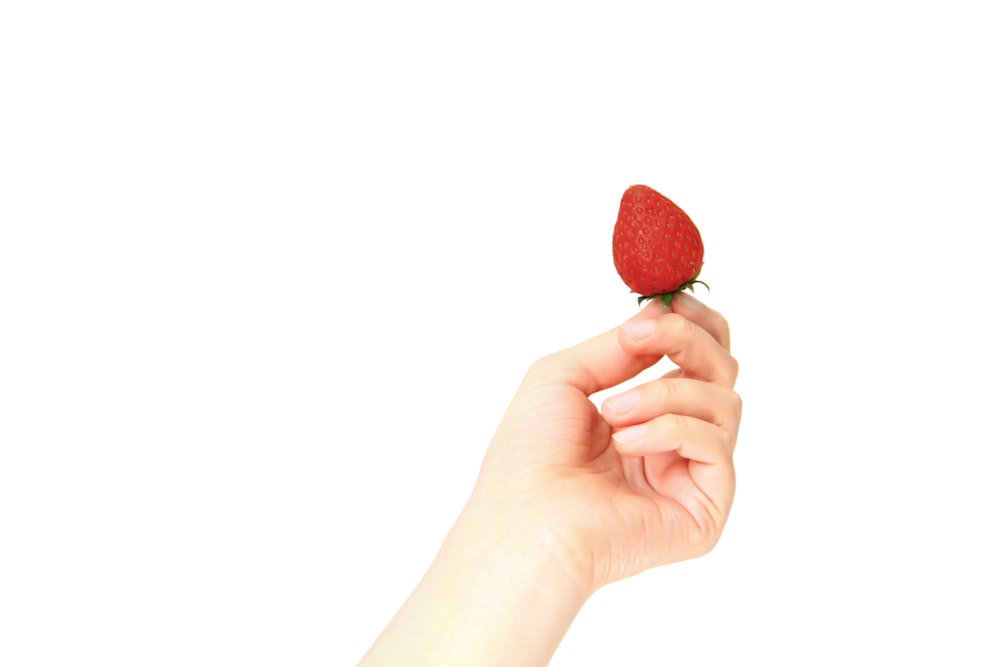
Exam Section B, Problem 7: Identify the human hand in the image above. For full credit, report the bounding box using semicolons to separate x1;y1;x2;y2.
359;294;740;666
467;292;741;593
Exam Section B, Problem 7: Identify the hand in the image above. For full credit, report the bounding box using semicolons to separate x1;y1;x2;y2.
470;292;741;592
359;294;741;666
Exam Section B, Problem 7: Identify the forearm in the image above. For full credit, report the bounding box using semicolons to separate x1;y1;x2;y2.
358;501;591;666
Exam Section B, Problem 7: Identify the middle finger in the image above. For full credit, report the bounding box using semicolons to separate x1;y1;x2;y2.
601;377;742;433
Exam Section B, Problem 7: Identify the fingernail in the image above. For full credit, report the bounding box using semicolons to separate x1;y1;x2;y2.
642;299;668;311
613;424;647;445
622;319;655;340
604;390;640;415
674;291;703;310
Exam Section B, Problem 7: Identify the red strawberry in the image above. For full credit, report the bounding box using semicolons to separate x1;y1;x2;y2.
612;184;708;307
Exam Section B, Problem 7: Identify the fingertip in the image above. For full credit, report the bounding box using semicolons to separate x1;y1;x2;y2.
620;318;655;342
601;389;641;423
671;291;704;312
620;298;672;344
641;298;671;316
610;425;648;458
617;319;664;364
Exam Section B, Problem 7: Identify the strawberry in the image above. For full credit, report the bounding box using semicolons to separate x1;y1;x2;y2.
612;184;708;307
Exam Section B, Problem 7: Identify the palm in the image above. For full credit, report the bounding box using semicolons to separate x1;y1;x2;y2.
500;380;718;585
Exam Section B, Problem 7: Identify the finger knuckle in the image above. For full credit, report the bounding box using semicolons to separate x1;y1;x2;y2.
527;353;552;376
730;389;744;418
652;378;680;404
661;412;686;437
661;315;696;354
526;351;563;382
717;317;732;343
729;356;740;384
663;312;694;337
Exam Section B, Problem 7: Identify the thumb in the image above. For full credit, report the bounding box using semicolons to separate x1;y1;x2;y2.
529;302;667;396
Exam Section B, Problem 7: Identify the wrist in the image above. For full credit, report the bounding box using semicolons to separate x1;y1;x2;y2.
448;494;595;602
438;499;592;656
361;498;591;667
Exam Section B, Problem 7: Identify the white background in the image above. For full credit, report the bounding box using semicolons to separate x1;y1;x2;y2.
2;1;998;665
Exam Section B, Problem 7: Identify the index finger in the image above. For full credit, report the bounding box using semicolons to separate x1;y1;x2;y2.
619;309;739;388
670;292;732;352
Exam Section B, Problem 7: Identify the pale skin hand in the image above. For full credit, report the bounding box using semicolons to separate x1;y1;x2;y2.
359;292;741;666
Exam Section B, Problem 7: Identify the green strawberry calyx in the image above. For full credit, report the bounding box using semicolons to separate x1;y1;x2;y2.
635;268;710;308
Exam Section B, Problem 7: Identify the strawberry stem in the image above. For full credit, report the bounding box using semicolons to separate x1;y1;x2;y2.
635;273;710;308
